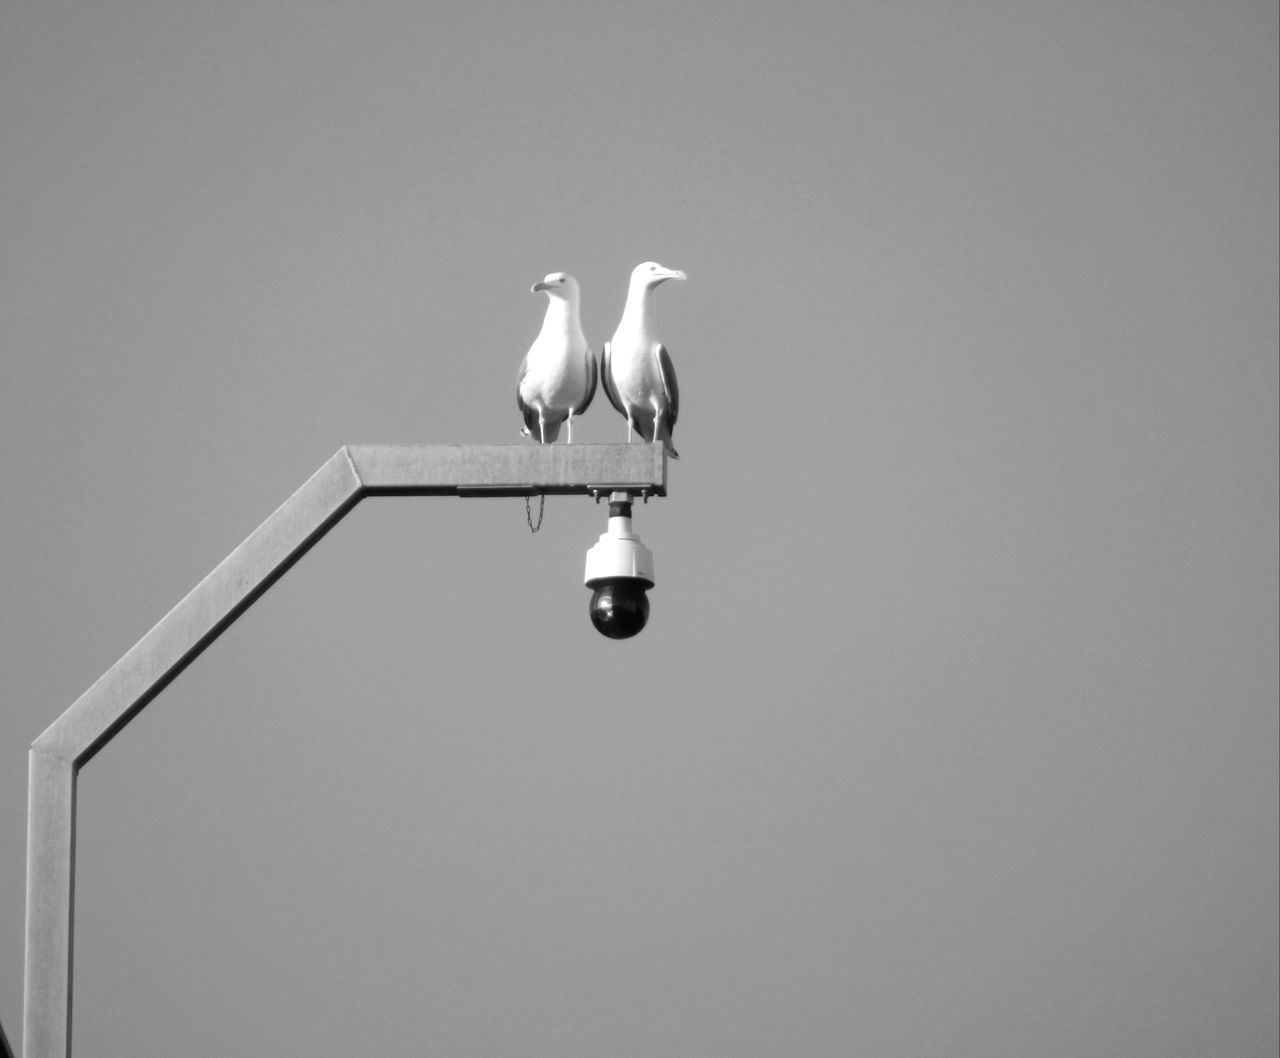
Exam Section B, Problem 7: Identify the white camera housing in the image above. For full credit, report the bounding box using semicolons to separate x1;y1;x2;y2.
584;518;654;587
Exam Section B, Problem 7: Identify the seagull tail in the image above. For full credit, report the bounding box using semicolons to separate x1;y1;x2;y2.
520;414;563;444
653;420;679;460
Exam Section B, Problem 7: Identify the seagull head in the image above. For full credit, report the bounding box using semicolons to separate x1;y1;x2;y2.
531;271;580;300
631;261;687;290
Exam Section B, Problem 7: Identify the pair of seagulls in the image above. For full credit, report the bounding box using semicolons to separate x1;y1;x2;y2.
516;262;684;458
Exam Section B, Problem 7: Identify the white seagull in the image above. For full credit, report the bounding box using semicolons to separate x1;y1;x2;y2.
601;261;685;458
516;271;597;444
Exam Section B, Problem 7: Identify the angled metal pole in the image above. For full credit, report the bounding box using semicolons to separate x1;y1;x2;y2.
24;443;666;1058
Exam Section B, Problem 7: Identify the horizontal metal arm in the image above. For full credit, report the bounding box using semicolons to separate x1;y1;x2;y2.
350;443;666;496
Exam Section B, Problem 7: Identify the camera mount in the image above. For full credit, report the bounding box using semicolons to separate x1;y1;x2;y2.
21;443;668;1058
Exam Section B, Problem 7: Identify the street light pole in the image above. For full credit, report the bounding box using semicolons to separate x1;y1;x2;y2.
23;443;667;1058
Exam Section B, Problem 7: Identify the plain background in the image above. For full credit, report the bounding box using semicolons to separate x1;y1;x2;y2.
1;2;1276;1055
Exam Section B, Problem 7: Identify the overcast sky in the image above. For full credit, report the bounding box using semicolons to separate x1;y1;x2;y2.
1;2;1277;1055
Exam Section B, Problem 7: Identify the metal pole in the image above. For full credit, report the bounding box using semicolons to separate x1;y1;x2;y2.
23;443;666;1057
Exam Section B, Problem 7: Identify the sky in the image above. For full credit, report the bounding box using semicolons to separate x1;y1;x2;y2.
1;1;1277;1055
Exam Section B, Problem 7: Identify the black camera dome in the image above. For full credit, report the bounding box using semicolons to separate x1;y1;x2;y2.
588;578;650;639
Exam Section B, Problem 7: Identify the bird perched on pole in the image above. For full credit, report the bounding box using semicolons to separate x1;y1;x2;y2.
517;271;597;444
601;261;685;458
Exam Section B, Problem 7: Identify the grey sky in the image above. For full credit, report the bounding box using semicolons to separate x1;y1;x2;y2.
1;2;1276;1054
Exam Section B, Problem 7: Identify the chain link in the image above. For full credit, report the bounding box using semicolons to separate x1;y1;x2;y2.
525;493;545;533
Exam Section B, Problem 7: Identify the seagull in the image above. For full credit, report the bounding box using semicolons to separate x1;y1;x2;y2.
516;271;597;444
601;262;685;458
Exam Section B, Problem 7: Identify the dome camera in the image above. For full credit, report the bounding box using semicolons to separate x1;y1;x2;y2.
584;492;655;639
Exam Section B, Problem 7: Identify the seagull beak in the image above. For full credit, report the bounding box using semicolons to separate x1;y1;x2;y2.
667;269;687;281
531;281;549;294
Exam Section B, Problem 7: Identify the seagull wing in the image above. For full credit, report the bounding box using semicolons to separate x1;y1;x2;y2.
600;341;625;416
515;355;540;436
575;346;598;415
657;344;679;432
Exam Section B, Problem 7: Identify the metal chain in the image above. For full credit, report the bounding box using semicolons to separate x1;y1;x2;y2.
525;493;545;533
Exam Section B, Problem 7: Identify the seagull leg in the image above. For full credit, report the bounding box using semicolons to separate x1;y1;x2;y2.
538;413;546;445
626;413;635;443
566;411;574;444
652;407;663;446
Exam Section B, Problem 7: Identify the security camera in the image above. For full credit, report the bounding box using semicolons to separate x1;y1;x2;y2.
584;492;655;639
